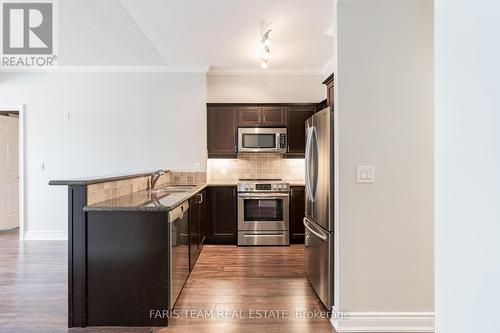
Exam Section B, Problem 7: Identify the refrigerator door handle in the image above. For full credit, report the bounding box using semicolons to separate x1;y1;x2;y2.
303;217;328;242
305;127;314;202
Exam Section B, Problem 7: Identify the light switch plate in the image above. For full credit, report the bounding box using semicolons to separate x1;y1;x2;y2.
357;165;375;184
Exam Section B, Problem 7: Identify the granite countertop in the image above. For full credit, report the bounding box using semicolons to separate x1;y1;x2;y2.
285;180;306;186
207;180;305;186
49;170;160;186
207;180;238;186
84;183;208;212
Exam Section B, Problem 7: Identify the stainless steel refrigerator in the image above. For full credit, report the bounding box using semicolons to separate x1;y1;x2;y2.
304;106;334;310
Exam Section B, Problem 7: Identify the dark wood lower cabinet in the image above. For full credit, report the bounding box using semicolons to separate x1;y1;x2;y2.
207;186;237;244
189;189;207;270
289;186;305;244
86;211;169;326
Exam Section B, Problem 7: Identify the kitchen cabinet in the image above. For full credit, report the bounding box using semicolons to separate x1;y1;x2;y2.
238;106;286;127
238;106;261;126
207;186;237;244
207;106;237;158
323;73;334;107
86;211;170;326
189;189;207;271
286;106;315;158
261;106;286;126
289;186;305;244
207;103;321;159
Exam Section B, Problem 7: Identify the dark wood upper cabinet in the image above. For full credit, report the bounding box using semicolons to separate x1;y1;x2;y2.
286;105;315;158
238;106;286;127
207;103;321;159
323;73;334;108
289;186;305;244
261;106;286;126
207;186;237;244
207;106;237;158
238;106;261;126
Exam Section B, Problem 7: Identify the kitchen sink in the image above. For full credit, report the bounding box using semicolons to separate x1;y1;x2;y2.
161;185;197;190
149;184;197;195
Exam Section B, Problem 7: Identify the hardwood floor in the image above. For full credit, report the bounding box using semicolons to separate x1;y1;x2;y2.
0;231;335;333
0;228;67;333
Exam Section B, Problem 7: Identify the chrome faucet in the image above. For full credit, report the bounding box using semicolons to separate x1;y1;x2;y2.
149;169;166;190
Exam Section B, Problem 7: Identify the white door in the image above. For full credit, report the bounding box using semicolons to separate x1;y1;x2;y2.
0;115;19;230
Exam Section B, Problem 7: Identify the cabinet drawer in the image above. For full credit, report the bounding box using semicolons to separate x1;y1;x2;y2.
238;231;289;246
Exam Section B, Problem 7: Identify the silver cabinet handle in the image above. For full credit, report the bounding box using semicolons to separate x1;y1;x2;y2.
196;193;203;204
303;217;328;242
238;193;289;198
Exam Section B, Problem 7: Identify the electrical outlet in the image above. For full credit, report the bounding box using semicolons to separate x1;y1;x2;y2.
356;165;375;184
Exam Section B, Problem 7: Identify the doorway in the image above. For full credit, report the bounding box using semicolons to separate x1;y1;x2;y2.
0;106;23;240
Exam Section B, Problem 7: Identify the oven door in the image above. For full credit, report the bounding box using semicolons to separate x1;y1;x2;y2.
238;128;285;153
238;193;289;231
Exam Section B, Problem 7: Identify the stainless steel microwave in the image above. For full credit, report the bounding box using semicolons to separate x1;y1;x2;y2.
238;127;287;153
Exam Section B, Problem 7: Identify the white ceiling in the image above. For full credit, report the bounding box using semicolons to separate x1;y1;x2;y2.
119;0;333;71
58;0;166;65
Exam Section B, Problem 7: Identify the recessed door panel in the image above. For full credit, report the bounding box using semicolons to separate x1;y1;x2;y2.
0;115;19;230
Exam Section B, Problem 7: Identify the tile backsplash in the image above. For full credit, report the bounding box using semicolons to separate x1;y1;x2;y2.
207;153;305;182
87;171;206;205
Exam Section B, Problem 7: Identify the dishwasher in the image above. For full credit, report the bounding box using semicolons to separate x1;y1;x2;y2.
168;201;190;310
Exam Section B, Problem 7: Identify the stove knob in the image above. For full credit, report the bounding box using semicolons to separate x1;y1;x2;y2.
245;185;249;189
273;185;278;189
278;185;283;189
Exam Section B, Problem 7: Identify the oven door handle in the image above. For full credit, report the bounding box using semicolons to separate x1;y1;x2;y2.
303;217;328;242
238;193;290;199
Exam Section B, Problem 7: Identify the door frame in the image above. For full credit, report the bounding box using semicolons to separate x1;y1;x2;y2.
0;105;25;241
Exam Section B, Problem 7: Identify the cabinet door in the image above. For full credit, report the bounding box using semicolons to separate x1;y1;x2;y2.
238;106;261;127
261;106;286;126
208;186;237;244
323;73;334;107
289;186;305;244
286;106;315;157
207;106;237;158
198;189;207;247
189;195;201;271
327;83;334;107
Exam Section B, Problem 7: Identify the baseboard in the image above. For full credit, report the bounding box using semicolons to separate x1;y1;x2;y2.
331;309;435;332
24;231;67;241
0;225;19;232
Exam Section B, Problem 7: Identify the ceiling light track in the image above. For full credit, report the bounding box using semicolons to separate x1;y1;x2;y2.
260;26;272;69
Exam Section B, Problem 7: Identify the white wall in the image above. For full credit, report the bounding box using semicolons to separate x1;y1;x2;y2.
207;74;325;103
335;0;434;331
435;1;500;332
0;72;207;239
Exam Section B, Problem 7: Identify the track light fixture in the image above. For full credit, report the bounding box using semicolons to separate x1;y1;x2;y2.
260;28;271;69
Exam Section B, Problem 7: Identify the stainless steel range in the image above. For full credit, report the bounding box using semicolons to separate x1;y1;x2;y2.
237;179;290;246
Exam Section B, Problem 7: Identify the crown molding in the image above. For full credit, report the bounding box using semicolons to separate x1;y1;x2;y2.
207;66;323;76
0;65;210;73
